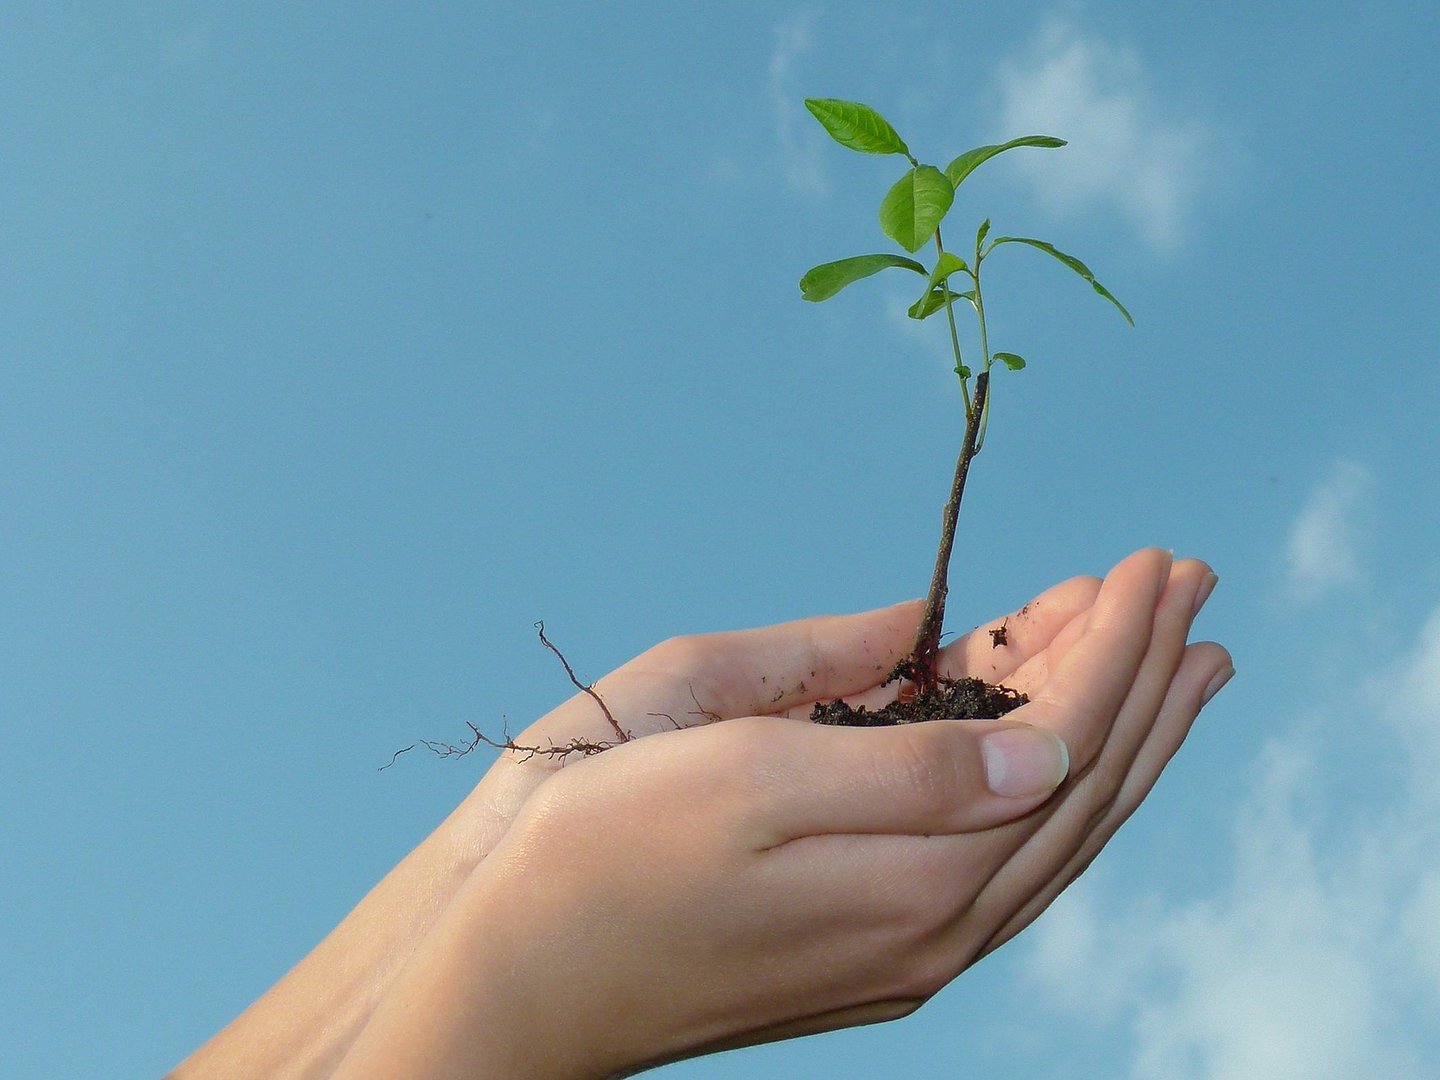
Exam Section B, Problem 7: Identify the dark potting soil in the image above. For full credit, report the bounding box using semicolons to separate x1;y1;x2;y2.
810;676;1028;727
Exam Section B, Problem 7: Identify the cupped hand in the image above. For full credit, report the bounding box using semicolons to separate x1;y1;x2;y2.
335;549;1231;1079
455;558;1108;859
175;556;1114;1080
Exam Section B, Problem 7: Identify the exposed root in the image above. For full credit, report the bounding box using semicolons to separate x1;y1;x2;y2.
688;684;722;724
380;623;630;770
536;621;628;743
379;721;621;770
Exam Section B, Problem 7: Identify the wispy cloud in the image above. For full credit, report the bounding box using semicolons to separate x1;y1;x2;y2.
1285;460;1369;602
1025;591;1440;1078
1379;602;1440;805
991;18;1216;251
768;13;827;196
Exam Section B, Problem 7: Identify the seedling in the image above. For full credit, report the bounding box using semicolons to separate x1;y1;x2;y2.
800;98;1131;705
392;99;1136;764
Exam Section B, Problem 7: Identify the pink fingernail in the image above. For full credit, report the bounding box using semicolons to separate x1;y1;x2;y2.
1201;665;1235;705
979;726;1070;798
1194;572;1219;616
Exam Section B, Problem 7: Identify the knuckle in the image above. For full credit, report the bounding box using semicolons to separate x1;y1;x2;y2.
1082;753;1129;801
706;715;772;774
885;728;965;827
872;996;928;1023
886;948;955;1003
637;632;713;676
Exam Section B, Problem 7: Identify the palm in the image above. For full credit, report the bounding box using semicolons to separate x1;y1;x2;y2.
462;572;1104;857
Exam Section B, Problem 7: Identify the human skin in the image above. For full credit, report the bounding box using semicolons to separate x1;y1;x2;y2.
172;550;1230;1079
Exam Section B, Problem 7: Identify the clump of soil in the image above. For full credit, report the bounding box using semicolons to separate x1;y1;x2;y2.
811;666;1028;727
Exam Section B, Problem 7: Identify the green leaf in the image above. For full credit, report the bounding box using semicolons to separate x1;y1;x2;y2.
879;165;954;253
993;351;1027;370
976;218;991;252
803;98;910;156
799;253;927;302
944;135;1066;189
908;286;977;320
989;236;1135;325
909;252;971;319
925;251;969;291
954;364;972;379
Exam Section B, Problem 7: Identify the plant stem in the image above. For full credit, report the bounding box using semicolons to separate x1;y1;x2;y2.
906;369;989;694
944;293;971;418
933;225;971;416
972;264;993;451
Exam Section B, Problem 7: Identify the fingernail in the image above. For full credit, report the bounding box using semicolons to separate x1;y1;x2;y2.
979;726;1070;798
1194;572;1219;616
1201;665;1234;705
1157;550;1175;588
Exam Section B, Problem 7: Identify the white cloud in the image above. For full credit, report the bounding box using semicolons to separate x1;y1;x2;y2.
707;13;830;194
1401;871;1440;1004
1377;601;1440;814
1024;871;1144;1024
1024;598;1440;1079
768;13;828;196
1285;461;1370;602
991;18;1216;251
1125;745;1399;1080
1391;604;1440;714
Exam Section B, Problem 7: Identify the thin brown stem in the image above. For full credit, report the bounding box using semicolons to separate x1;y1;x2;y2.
906;370;989;694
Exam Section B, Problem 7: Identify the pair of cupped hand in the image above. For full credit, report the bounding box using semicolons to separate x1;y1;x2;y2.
172;550;1228;1079
320;548;1230;1079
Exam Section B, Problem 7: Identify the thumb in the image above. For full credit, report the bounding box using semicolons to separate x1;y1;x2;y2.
710;716;1070;849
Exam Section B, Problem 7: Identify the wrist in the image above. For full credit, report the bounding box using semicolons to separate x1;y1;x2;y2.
332;850;621;1080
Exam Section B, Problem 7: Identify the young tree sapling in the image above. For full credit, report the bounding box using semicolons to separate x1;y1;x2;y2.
800;98;1132;718
394;98;1135;762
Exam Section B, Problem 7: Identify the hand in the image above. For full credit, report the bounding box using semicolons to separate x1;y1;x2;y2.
454;564;1104;855
332;550;1231;1079
174;556;1107;1078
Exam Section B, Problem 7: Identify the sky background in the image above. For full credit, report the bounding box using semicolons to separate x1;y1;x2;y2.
3;3;1439;1077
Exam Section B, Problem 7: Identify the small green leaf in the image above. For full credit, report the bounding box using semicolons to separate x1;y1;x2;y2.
989;236;1134;325
944;135;1067;189
908;286;977;320
879;165;954;253
799;253;927;302
994;351;1027;370
925;251;969;290
976;218;991;251
804;98;910;156
955;364;972;379
910;252;972;319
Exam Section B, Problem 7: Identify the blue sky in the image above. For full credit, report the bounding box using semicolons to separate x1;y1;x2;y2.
3;3;1439;1077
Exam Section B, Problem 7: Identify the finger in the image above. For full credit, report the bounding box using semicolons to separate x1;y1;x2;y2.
1108;640;1232;823
963;562;1216;957
973;640;1230;960
979;558;1197;708
689;715;1072;849
1069;557;1214;782
1004;548;1173;768
493;599;924;760
941;574;1103;685
981;600;1092;701
604;599;926;721
841;557;1205;908
995;557;1208;868
827;573;1103;716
